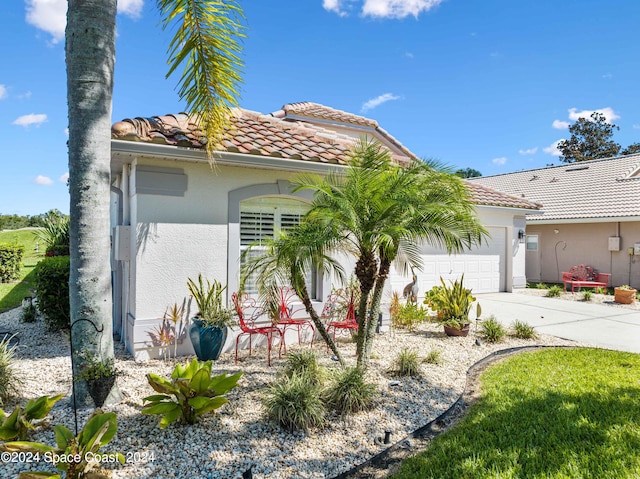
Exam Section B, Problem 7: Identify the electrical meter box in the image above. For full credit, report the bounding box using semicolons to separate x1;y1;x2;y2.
635;243;640;255
608;236;621;251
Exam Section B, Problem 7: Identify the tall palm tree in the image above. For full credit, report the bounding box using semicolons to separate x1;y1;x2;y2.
294;139;488;369
65;0;244;405
241;221;347;366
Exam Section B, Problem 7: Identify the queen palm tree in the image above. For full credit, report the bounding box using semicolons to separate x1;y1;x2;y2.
65;0;244;405
241;221;347;366
294;139;488;369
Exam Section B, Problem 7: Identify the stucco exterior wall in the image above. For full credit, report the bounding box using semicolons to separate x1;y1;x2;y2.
527;221;640;288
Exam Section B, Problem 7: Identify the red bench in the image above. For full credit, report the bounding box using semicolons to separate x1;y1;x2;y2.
562;265;611;293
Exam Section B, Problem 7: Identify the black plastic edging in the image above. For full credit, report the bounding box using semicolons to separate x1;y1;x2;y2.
330;345;578;479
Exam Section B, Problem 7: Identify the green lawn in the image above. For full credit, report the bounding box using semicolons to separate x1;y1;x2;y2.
0;228;44;312
393;348;640;479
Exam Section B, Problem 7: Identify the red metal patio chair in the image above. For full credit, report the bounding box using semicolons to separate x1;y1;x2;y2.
322;288;359;345
232;292;282;366
272;286;315;354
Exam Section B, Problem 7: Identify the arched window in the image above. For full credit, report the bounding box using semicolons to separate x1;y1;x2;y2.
240;196;316;296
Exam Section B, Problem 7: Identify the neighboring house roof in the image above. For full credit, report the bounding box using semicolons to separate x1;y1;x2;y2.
111;102;539;211
469;154;640;222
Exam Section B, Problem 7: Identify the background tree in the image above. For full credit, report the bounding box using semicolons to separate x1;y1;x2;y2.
294;139;487;370
621;143;640;156
557;112;621;163
455;168;482;178
66;0;244;405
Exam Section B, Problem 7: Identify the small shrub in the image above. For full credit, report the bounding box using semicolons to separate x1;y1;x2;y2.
480;316;506;343
75;349;117;381
535;282;547;290
283;350;324;385
21;303;37;323
423;349;442;365
325;367;376;415
394;302;427;331
393;348;421;376
0;243;24;283
512;320;537;340
143;359;242;428
546;285;562;298
36;214;70;257
263;372;326;432
594;287;607;295
0;335;22;405
582;290;593;302
389;290;401;325
34;256;70;331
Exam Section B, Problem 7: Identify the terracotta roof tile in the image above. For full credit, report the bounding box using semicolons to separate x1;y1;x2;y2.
470;154;640;220
274;101;379;128
465;182;541;210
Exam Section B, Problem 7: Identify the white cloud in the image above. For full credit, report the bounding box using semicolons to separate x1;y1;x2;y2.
552;120;570;129
25;0;143;43
602;73;613;79
361;93;401;112
35;175;53;185
322;0;349;16
64;127;69;136
13;113;48;127
0;85;7;100
59;172;69;183
518;147;538;155
492;157;507;166
567;107;620;123
18;91;32;100
361;0;445;19
633;124;640;130
543;140;564;157
404;52;414;59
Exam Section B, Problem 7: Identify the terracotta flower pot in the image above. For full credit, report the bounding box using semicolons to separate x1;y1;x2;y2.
443;323;470;337
614;288;636;305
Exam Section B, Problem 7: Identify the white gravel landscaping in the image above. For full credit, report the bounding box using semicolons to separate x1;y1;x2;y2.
1;306;582;479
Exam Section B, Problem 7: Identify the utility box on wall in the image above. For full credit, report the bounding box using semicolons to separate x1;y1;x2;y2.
114;225;131;261
635;243;640;255
608;236;620;251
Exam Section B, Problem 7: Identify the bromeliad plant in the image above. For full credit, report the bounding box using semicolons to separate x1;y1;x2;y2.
424;275;476;330
142;358;243;428
0;394;64;440
0;411;123;479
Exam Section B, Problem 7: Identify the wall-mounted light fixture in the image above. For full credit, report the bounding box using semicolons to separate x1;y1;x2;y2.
554;228;559;234
518;229;525;243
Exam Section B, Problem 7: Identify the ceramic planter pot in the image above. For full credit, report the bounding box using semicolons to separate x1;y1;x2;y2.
86;375;116;407
189;318;228;361
614;288;636;305
443;323;470;337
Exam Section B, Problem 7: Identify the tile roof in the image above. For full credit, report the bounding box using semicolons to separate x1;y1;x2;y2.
469;154;640;221
111;103;539;211
271;102;379;128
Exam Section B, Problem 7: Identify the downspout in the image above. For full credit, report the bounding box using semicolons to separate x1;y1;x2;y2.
121;165;131;350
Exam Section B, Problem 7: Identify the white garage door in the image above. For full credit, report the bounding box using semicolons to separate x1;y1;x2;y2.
389;227;506;297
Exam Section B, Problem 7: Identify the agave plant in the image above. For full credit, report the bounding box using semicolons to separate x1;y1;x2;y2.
0;394;64;440
143;358;242;428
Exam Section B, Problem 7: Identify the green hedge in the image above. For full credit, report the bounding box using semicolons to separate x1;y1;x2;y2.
34;256;70;331
0;243;25;283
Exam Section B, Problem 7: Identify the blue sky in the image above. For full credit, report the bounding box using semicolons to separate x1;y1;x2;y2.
2;0;639;216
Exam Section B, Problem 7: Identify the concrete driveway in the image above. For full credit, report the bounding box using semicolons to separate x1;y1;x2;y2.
476;292;640;353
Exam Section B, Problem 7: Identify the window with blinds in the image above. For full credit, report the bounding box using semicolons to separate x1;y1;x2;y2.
240;197;316;297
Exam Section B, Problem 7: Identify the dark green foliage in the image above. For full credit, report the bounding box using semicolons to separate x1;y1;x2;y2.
283;350;324;385
393;348;421;376
36;215;70;257
325;367;376;415
480;316;506;343
34;256;70;331
512;320;537;340
21;303;37;323
546;285;562;298
263;372;326;432
0;243;24;283
455;167;482;178
0;335;22;405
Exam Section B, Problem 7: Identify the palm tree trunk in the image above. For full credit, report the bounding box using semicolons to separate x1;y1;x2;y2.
359;257;391;368
66;0;121;406
354;250;377;363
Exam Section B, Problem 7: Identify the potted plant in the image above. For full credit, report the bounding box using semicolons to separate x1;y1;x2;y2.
424;275;476;337
614;284;637;305
187;274;234;360
75;350;118;407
